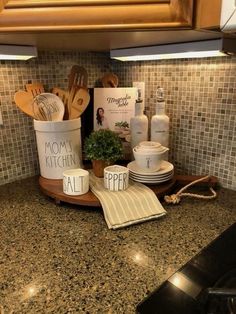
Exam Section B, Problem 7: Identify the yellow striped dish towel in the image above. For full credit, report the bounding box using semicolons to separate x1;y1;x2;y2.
89;172;167;230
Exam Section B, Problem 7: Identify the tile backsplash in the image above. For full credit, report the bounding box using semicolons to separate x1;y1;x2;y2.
0;51;235;190
113;56;236;190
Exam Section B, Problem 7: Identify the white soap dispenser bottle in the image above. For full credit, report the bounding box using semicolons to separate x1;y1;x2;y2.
130;88;148;151
151;87;169;147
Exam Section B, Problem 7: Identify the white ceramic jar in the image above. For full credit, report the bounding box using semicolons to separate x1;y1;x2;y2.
63;168;89;196
104;165;129;191
34;118;82;179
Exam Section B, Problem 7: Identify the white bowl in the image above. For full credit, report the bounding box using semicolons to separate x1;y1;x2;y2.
135;142;169;155
139;141;161;149
133;146;169;172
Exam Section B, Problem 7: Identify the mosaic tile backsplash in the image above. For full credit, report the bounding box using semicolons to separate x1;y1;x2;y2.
0;51;235;190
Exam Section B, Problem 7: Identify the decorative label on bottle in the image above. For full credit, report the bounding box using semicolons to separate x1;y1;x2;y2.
130;89;148;151
151;87;169;148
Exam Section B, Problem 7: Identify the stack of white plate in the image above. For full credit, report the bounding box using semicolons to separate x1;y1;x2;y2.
127;160;174;184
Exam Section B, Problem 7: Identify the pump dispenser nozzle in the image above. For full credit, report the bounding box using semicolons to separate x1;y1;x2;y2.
156;87;164;102
136;88;142;103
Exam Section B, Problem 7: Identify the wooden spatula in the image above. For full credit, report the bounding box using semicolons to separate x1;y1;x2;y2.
14;90;44;120
101;73;118;87
69;88;90;120
25;82;45;97
68;65;88;91
68;65;88;118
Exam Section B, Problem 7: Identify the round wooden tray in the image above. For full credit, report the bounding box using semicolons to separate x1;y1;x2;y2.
39;176;176;207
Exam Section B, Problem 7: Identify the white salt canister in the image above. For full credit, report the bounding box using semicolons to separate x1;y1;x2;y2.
63;168;89;196
34;118;82;179
104;165;129;192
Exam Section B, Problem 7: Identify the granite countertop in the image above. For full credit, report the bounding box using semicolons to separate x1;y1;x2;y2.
0;176;236;314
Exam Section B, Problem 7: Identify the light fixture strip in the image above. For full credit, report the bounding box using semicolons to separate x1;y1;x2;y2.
0;45;37;60
110;39;234;61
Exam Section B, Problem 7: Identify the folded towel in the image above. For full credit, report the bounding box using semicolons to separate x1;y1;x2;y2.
89;172;167;230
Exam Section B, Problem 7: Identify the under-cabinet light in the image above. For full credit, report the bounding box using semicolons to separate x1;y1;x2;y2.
0;45;37;60
110;39;236;61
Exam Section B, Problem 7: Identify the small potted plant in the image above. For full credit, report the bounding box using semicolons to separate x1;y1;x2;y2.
84;129;123;177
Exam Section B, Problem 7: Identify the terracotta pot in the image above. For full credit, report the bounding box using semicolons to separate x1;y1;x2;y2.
92;160;112;178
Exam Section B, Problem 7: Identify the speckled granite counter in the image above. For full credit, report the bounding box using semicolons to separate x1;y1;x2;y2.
0;176;236;314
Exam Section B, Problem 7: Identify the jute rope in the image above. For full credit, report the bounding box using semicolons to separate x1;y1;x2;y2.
164;175;217;205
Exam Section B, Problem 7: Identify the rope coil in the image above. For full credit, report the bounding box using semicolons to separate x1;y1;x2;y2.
164;175;217;205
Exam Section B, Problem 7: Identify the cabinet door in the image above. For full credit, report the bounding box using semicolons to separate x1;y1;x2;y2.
0;0;8;12
1;0;193;32
196;0;222;30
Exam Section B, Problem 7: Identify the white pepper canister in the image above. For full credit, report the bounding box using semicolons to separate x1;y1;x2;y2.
130;89;148;155
151;87;169;148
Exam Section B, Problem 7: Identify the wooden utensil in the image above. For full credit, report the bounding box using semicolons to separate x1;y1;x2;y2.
68;85;77;116
77;67;88;88
52;87;69;120
52;87;68;102
68;65;89;118
68;65;88;91
101;73;118;87
70;88;90;119
26;82;45;97
68;67;80;117
14;90;44;120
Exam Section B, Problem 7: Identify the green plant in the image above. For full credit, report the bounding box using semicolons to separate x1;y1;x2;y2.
115;121;129;129
84;129;123;162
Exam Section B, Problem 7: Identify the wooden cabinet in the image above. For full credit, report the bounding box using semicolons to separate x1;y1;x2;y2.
196;0;222;30
0;0;8;12
0;0;194;32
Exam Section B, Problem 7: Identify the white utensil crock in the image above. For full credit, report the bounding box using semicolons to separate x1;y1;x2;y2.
34;118;82;179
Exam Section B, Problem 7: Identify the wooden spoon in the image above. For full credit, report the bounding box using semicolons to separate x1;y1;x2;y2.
69;88;90;120
14;90;43;120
